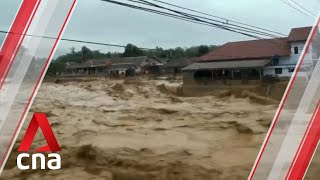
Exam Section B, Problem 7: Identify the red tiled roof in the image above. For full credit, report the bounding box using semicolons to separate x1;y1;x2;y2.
198;38;290;62
288;26;312;42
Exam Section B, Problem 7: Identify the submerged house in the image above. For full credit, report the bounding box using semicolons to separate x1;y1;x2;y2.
106;63;137;77
64;56;167;77
65;59;111;75
182;26;315;85
108;56;148;76
142;57;166;74
161;57;194;74
107;56;166;76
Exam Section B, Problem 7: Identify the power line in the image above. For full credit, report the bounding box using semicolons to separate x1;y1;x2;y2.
0;29;243;59
150;0;286;36
0;0;292;54
133;0;281;38
280;0;316;17
126;0;282;38
101;0;282;40
288;0;317;17
100;0;287;48
101;0;261;40
0;30;153;50
0;1;278;47
0;29;287;60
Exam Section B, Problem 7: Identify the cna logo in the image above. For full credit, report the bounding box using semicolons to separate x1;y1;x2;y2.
16;113;61;170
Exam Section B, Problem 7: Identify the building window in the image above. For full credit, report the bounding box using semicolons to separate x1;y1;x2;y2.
288;67;295;73
272;56;279;66
275;68;282;74
294;46;299;54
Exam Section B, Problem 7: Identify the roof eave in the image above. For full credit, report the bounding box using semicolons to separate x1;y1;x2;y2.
197;55;290;62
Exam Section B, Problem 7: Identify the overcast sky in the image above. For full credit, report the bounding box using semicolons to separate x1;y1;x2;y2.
0;0;318;57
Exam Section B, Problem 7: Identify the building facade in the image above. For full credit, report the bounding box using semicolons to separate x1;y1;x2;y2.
263;27;314;78
182;26;316;85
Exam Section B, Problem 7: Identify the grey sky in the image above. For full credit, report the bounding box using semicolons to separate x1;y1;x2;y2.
0;0;318;57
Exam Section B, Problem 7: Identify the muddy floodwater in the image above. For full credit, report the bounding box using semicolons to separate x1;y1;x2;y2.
1;77;319;179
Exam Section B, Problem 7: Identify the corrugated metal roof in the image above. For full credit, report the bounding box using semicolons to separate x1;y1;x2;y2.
65;59;111;69
142;58;164;66
107;63;137;71
111;56;148;66
182;59;270;71
162;57;195;68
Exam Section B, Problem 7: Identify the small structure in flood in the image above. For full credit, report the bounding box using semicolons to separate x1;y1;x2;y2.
65;59;111;75
161;58;194;75
106;63;137;77
65;56;166;77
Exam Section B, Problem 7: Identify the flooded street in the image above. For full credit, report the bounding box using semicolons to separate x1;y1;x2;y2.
2;77;279;179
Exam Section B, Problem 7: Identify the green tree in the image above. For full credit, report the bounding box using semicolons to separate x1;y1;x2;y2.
174;47;185;58
81;46;93;61
47;61;66;76
122;44;144;57
185;46;198;57
70;47;75;54
53;44;219;69
197;45;209;57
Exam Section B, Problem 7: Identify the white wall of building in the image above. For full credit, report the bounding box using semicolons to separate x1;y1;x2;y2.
289;41;313;65
277;41;313;65
263;40;314;78
264;66;293;78
264;65;311;80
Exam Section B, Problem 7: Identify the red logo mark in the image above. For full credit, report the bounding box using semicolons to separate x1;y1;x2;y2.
18;113;61;152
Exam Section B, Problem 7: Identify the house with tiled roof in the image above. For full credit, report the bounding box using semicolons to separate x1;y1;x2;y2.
65;59;112;75
64;56;167;77
182;26;315;84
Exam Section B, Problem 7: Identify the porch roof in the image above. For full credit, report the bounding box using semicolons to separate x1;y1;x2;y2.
182;59;270;71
